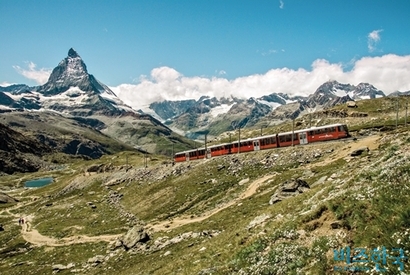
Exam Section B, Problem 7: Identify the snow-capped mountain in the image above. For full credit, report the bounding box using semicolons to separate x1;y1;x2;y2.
306;81;355;108
37;48;137;116
0;49;196;155
147;80;390;137
306;81;385;108
353;83;385;99
0;48;134;116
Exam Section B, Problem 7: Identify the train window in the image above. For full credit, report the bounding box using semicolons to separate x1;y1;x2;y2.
287;134;292;142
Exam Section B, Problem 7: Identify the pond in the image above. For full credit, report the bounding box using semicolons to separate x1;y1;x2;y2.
24;177;54;188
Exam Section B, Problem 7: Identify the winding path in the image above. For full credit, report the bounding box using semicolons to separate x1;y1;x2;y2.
148;174;274;232
21;227;121;247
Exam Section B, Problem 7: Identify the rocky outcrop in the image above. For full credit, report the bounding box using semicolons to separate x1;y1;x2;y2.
350;146;369;156
0;192;18;204
63;139;107;159
269;178;310;204
120;226;150;250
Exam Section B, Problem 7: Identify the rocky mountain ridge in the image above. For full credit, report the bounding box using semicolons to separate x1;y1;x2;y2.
151;80;391;138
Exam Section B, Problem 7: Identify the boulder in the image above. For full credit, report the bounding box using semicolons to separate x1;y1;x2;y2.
121;226;150;250
87;255;105;264
350;147;369;157
346;101;358;108
52;264;67;271
269;178;310;205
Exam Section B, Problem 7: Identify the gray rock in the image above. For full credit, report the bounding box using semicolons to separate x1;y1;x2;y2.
269;178;310;205
121;226;150;250
87;255;105;264
330;221;343;229
52;264;67;270
350;147;369;156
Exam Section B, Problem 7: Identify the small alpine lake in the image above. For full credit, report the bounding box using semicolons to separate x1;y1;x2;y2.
24;177;54;188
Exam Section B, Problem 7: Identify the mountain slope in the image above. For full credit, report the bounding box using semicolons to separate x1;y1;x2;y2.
0;122;52;174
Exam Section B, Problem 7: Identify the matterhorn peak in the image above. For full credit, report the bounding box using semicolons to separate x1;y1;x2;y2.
68;48;80;58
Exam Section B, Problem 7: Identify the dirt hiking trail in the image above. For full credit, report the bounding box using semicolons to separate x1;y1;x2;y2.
148;174;274;232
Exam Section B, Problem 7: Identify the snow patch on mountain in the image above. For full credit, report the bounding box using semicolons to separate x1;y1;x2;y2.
332;88;348;97
209;104;233;117
257;100;282;110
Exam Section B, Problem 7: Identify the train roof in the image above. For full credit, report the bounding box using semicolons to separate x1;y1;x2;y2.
277;123;346;136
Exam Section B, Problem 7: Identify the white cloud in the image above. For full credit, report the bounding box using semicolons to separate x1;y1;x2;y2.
217;70;227;76
368;29;383;52
13;62;51;85
279;0;284;9
112;54;410;111
0;81;14;87
261;49;278;56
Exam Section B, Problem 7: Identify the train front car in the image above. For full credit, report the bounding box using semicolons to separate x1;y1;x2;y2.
306;123;349;144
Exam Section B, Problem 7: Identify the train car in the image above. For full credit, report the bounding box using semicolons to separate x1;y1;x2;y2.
277;131;300;147
258;134;279;150
230;138;256;154
187;148;207;161
174;151;187;162
305;123;349;143
174;147;207;162
209;143;231;157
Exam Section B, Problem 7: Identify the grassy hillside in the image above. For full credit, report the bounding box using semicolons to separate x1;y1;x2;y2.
1;97;409;274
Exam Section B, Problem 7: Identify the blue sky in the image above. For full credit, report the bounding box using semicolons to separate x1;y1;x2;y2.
1;0;410;108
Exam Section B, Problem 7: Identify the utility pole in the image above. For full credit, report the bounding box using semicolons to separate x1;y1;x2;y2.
291;119;295;147
405;99;408;127
172;143;174;158
238;127;241;154
204;134;208;159
396;97;399;129
228;132;232;154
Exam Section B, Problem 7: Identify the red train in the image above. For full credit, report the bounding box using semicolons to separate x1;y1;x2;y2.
174;123;349;162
